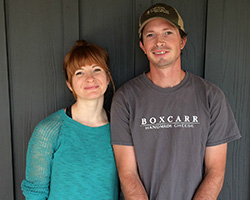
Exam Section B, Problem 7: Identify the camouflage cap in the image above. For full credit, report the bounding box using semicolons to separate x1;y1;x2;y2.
138;3;186;38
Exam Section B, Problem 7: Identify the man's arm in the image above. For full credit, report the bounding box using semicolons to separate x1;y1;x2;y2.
193;143;227;200
112;145;148;200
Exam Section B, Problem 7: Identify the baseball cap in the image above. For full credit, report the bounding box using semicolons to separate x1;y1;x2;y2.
138;3;186;38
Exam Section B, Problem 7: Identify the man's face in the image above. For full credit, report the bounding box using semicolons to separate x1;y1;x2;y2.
140;18;186;69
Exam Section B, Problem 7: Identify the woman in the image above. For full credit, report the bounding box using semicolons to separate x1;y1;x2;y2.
21;40;118;199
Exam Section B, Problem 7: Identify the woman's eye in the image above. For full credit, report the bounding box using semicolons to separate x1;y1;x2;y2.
93;68;102;72
75;71;83;76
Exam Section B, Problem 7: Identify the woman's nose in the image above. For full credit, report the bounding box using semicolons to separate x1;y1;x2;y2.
85;72;94;82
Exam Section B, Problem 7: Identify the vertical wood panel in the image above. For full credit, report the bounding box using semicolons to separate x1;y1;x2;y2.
6;0;77;199
134;0;151;76
0;0;14;199
62;0;79;105
79;0;135;88
62;0;80;56
205;0;250;199
1;0;249;199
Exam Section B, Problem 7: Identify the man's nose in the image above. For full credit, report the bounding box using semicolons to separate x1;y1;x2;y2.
156;36;165;47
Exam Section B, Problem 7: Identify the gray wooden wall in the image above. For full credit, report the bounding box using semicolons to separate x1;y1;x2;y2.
1;0;249;199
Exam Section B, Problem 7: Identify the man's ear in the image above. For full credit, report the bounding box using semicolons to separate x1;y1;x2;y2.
139;41;146;54
180;36;187;50
66;81;73;91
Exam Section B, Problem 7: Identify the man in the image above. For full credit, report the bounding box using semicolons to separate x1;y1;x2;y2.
111;3;241;200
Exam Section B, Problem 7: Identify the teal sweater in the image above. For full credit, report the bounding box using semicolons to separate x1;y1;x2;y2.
21;109;119;200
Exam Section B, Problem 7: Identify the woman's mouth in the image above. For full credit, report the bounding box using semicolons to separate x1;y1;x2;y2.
85;85;99;90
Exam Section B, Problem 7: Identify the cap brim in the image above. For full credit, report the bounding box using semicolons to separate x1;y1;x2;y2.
138;17;184;38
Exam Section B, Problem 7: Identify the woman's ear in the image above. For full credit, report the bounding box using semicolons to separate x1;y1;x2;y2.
106;72;111;86
107;77;110;86
66;81;73;91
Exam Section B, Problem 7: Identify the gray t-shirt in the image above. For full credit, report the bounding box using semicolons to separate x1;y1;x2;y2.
111;71;241;200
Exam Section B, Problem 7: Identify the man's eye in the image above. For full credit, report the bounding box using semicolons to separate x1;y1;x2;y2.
165;31;172;35
146;33;153;38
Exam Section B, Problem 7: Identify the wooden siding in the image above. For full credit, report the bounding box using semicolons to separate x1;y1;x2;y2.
206;0;250;199
0;0;14;199
0;0;249;199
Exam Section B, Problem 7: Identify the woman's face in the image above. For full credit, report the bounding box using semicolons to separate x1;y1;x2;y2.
67;64;109;101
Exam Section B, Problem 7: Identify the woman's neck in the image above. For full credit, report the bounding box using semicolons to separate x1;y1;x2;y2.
71;100;108;127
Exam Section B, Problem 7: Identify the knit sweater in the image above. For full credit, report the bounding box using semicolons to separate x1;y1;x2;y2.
21;109;119;200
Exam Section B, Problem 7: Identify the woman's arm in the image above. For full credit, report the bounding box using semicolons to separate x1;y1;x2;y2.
21;117;61;200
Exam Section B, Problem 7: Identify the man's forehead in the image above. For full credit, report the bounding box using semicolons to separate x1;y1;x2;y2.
143;18;177;31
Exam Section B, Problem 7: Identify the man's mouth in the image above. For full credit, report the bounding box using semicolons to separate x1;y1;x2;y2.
153;51;166;55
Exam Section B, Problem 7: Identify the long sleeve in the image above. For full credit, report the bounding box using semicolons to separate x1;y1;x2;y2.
21;113;62;200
